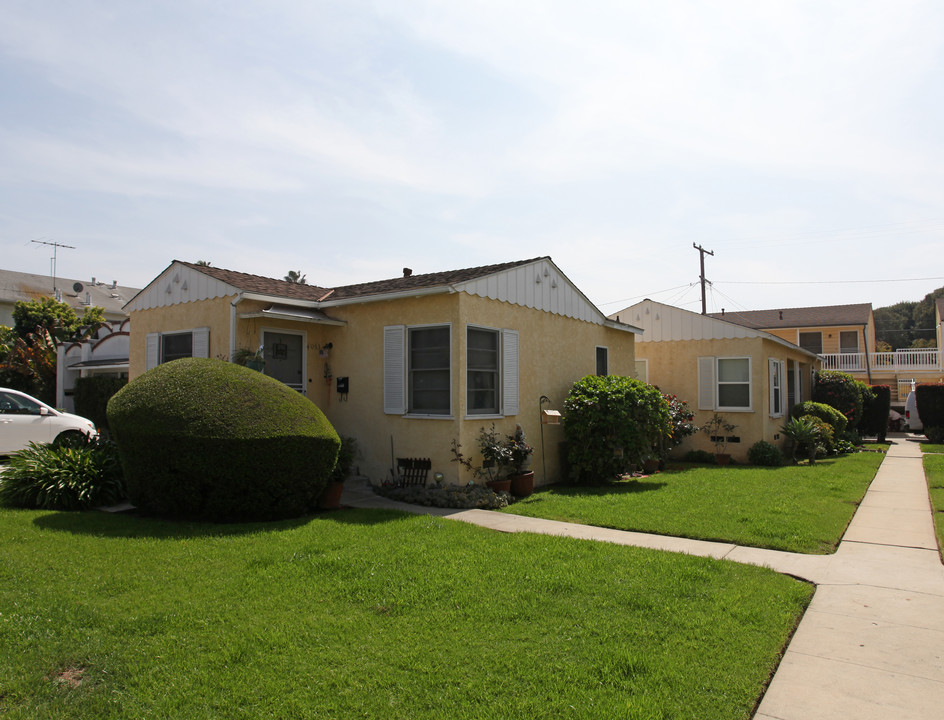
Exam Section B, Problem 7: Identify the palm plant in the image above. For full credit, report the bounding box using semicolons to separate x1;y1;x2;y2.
284;270;307;284
781;416;822;465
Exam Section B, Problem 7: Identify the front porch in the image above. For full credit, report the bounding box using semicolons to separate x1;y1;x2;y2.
820;348;944;402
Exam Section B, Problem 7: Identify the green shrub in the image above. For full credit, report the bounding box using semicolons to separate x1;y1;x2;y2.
858;385;890;441
801;415;834;454
747;440;782;467
563;375;672;483
781;416;821;465
0;437;124;510
107;358;340;522
683;449;716;464
926;427;944;444
330;436;359;484
73;375;128;431
813;370;864;428
916;385;944;431
792;401;848;436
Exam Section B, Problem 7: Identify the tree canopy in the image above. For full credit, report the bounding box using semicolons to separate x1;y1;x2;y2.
874;285;943;349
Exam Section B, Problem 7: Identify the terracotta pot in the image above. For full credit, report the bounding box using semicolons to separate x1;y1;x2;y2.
317;481;345;510
508;470;535;497
486;478;512;494
715;453;731;466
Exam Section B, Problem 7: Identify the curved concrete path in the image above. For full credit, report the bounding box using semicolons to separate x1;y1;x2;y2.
341;437;944;719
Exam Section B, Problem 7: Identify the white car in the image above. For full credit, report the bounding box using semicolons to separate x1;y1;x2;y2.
0;388;98;456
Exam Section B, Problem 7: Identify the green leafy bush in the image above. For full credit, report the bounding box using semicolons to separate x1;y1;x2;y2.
747;440;783;467
781;417;821;465
107;358;340;522
792;401;848;436
916;385;944;432
0;437;124;510
812;370;864;427
73;375;128;431
329;436;359;484
926;426;944;444
858;385;890;441
801;415;834;455
563;375;672;483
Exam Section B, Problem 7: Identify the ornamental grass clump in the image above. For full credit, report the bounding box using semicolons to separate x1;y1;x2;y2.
0;437;124;510
107;358;340;522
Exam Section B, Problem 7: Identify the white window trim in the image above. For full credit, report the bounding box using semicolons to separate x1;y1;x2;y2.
384;323;455;418
466;324;501;417
698;356;753;412
769;358;785;418
464;324;519;419
145;327;209;370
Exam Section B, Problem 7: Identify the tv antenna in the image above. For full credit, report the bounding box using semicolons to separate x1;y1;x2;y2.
31;238;75;294
693;243;714;315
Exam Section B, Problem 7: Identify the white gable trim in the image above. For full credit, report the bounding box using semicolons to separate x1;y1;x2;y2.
126;262;240;312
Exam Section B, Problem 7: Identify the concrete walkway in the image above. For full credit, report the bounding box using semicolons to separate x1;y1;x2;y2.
341;437;944;719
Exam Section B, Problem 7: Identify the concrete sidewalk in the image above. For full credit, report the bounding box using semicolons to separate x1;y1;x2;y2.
341;437;944;719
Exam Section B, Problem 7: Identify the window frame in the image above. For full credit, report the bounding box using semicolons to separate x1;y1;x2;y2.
769;358;785;418
466;325;501;416
798;331;823;355
146;327;209;370
407;324;452;417
698;356;753;412
596;346;609;376
839;330;859;354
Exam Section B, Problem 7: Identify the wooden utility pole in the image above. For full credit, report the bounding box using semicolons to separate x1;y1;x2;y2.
31;238;75;294
693;243;714;315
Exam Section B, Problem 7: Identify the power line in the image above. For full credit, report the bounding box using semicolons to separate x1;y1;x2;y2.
717;276;944;285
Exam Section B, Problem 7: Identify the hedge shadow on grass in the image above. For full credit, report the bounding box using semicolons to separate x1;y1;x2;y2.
30;506;408;540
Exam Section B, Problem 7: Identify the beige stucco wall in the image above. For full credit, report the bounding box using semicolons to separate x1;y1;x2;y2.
129;289;636;487
766;321;875;355
636;336;814;461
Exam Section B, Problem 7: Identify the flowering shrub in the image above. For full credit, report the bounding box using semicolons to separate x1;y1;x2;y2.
812;370;864;428
661;394;697;456
505;424;534;473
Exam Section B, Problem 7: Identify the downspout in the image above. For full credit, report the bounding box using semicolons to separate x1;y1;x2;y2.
862;324;872;384
230;293;245;361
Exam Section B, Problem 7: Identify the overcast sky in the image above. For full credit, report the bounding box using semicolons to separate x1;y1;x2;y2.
2;1;943;315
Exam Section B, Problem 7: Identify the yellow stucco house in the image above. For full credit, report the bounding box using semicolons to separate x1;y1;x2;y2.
609;300;820;462
125;257;642;485
709;303;944;403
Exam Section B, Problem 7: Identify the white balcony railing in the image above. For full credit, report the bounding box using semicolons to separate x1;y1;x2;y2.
820;349;942;374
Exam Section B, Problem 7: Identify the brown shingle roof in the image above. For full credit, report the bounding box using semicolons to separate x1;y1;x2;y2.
177;257;544;303
708;303;873;330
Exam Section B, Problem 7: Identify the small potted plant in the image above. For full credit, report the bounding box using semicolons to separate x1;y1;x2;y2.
505;424;535;497
318;435;358;510
450;424;513;492
700;413;738;465
232;344;265;372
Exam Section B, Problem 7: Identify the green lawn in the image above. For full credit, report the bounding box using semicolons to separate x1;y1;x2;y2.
504;452;886;554
0;508;811;720
922;443;944;454
924;454;944;558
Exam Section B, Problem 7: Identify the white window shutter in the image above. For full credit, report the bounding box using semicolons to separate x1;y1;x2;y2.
192;327;210;358
502;329;519;416
384;325;406;414
769;359;777;417
146;333;160;370
697;356;716;410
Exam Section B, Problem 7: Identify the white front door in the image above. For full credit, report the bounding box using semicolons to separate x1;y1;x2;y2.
262;331;305;393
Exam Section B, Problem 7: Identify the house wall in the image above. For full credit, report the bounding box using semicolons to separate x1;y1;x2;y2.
765;320;876;354
636;336;812;461
129;288;636;487
128;297;235;377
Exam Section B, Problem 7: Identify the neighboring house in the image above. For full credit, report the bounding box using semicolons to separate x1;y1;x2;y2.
609;300;820;462
56;319;130;413
125;257;642;484
708;303;944;403
0;268;139;327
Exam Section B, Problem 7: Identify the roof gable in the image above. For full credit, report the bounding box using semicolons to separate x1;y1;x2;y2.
707;303;873;330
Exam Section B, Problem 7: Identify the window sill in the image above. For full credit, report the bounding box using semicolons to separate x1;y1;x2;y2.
717;408;754;413
403;413;454;420
464;413;504;420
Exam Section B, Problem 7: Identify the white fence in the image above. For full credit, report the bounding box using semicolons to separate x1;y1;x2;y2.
821;349;942;373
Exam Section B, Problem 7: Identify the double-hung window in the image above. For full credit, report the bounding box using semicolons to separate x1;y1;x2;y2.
467;327;499;414
769;359;785;417
596;346;609;376
798;332;823;355
383;324;518;417
408;326;451;415
698;356;752;412
145;328;209;369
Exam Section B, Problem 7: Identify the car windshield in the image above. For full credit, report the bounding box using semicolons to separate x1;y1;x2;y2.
0;391;45;415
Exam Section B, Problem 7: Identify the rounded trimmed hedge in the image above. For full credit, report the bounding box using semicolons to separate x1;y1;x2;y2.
792;400;848;436
107;358;340;522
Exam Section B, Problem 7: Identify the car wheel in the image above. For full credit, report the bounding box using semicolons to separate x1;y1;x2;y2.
53;430;87;448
